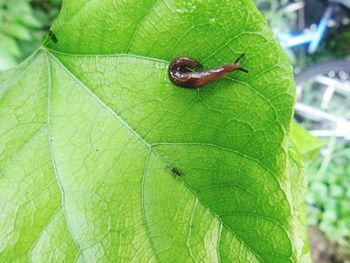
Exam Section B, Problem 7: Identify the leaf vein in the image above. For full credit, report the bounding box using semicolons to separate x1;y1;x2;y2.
44;51;84;261
141;150;160;261
125;0;160;53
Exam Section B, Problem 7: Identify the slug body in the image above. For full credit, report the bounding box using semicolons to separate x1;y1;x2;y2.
168;54;248;89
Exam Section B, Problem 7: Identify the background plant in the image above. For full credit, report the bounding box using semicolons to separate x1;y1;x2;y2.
307;140;350;247
0;0;61;70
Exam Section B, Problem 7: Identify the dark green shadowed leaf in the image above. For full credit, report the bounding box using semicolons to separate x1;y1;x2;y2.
0;0;306;262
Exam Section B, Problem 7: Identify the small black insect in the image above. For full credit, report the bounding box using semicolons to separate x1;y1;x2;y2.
171;167;181;177
168;53;248;89
48;30;58;44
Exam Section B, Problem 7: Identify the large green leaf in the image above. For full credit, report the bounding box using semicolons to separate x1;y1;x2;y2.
0;0;304;262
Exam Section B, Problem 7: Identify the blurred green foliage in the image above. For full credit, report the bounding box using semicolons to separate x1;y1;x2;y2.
309;27;350;64
0;0;61;70
254;0;298;32
306;139;350;248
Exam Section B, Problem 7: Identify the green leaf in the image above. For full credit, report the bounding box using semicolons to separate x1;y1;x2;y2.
0;35;21;57
3;23;32;40
1;0;41;29
288;144;310;262
290;122;324;161
16;14;42;29
0;0;305;262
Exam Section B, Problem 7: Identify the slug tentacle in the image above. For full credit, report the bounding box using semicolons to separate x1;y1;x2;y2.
168;53;248;89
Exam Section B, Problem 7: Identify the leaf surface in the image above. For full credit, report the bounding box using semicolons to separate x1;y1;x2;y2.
290;122;324;161
0;0;303;262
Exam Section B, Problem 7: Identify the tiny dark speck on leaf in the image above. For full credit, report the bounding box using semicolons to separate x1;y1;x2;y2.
171;167;181;177
48;30;58;43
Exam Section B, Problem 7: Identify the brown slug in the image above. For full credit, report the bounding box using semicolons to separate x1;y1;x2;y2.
168;53;248;88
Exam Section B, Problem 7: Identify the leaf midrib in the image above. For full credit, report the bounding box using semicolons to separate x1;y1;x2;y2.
44;50;84;261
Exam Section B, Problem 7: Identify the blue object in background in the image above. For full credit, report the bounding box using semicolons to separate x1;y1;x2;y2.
276;6;334;54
